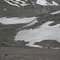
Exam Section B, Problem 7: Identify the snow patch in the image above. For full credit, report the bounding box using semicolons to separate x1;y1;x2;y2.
20;4;29;6
24;19;38;27
15;21;60;47
4;0;30;7
36;0;59;6
4;0;20;7
52;1;59;5
51;10;60;15
0;17;36;25
36;0;50;5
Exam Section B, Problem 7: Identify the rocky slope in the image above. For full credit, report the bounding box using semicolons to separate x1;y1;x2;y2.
0;0;60;48
35;40;60;48
0;0;60;17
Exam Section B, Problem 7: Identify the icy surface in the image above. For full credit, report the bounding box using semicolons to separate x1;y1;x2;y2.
0;17;36;25
15;21;60;47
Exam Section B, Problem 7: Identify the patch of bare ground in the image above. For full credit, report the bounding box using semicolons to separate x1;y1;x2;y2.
0;47;60;60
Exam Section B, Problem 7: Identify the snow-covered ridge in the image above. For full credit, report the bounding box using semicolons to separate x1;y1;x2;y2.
4;0;20;7
37;0;59;6
4;0;29;7
15;21;60;47
4;0;59;7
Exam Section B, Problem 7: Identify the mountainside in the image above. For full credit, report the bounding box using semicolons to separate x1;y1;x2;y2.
0;12;60;48
14;13;60;48
0;0;60;48
0;0;60;17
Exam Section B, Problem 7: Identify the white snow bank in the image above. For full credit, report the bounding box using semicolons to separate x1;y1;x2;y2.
15;21;60;47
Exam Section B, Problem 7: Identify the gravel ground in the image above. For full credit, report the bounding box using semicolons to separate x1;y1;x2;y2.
0;47;60;60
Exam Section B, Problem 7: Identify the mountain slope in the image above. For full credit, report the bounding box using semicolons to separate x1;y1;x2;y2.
14;13;60;48
0;0;60;17
0;11;60;48
0;0;60;48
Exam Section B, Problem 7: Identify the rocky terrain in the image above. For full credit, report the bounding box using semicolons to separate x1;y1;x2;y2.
0;0;60;60
0;47;60;60
0;0;60;48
